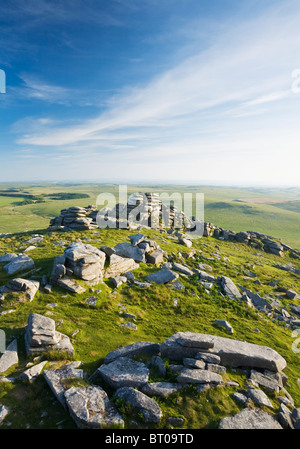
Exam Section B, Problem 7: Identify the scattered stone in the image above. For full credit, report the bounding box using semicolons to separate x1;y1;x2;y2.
206;363;226;374
249;369;280;393
218;276;242;299
151;356;166;377
232;392;248;405
286;289;298;300
56;277;86;294
19;361;48;382
0;339;18;374
114;242;146;263
214;320;234;334
161;332;286;372
0;405;10;424
146;250;164;265
119;322;138;330
183;358;206;369
195;352;221;365
85;296;98;306
146;268;179;285
167;416;184;427
141;382;186;398
115;387;162;423
247;388;274;408
172;263;194;276
111;276;127;288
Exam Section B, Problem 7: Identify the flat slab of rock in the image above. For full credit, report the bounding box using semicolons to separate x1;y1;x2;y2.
43;361;83;408
3;254;34;275
96;357;149;389
177;368;223;384
104;341;160;364
56;277;87;294
0;339;18;374
218;408;282;429
19;360;48;382
218;276;242;299
160;332;286;372
104;254;139;278
141;382;187;398
146;268;179;284
65;385;124;429
115;386;162;423
247;388;274;408
172;263;194;276
114;242;146;263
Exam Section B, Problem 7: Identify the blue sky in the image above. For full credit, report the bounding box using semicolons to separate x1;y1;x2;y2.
1;0;300;185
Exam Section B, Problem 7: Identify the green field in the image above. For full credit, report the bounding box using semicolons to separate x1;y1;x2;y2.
1;183;300;249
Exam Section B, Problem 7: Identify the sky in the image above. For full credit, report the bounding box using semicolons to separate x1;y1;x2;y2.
0;0;300;186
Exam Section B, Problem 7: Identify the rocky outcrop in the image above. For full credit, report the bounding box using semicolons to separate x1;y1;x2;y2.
160;332;287;372
25;313;74;356
0;278;39;302
49;206;98;231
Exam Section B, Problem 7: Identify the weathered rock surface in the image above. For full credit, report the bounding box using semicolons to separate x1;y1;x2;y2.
25;313;74;356
115;386;162;423
104;254;139;278
65;385;124;429
0;339;18;374
247;388;274;408
0;278;39;302
218;276;242;299
19;360;48;382
218;408;282;429
146;268;179;284
64;242;106;285
104;341;160;364
177;368;223;384
43;361;83;407
95;357;149;389
114;242;146;263
3;254;34;275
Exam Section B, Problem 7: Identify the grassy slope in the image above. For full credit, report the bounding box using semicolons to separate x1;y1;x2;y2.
0;226;299;429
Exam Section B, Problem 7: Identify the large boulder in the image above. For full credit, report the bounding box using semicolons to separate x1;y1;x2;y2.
95;357;149;390
160;332;286;372
218;276;242;299
25;313;74;356
114;242;146;263
65;385;124;429
3;254;34;275
0;278;39;302
115;387;162;423
64;242;106;285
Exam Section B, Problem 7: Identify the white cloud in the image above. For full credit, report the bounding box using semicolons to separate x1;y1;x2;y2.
14;0;300;185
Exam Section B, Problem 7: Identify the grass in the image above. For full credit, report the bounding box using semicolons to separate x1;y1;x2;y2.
0;223;299;429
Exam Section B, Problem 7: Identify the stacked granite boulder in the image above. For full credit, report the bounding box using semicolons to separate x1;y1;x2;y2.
49;206;98;231
25;313;74;356
0;278;39;302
